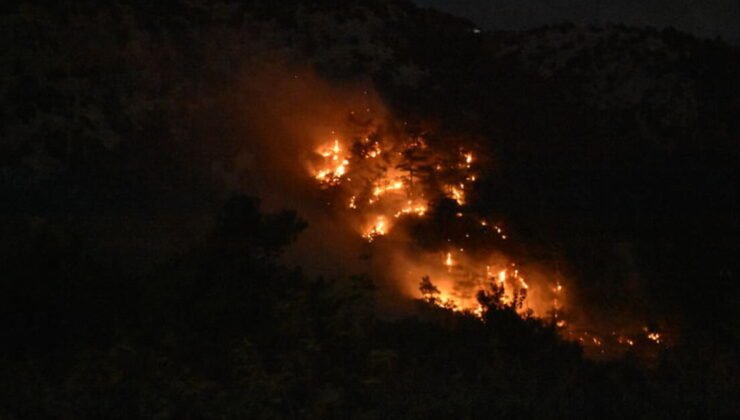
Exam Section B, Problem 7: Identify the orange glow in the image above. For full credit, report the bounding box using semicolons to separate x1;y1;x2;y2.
395;201;428;218
365;140;382;158
302;114;662;358
447;184;465;205
373;179;405;197
445;252;454;270
315;139;350;186
363;216;388;242
617;336;635;346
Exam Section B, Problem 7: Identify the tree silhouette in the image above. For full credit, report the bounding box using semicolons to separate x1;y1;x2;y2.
419;275;440;303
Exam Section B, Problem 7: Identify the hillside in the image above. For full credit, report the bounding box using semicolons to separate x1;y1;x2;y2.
1;1;739;417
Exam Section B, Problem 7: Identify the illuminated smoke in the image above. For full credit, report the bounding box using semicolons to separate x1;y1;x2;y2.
231;65;667;358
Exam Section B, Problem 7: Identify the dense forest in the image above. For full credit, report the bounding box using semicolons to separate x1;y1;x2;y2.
1;1;739;418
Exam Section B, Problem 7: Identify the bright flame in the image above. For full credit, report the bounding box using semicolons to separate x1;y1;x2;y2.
315;139;350;186
395;201;428;218
447;185;465;205
445;252;454;270
465;152;473;165
363;216;388;242
373;179;405;197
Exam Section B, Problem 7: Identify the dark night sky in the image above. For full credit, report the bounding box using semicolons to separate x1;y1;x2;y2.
414;0;740;44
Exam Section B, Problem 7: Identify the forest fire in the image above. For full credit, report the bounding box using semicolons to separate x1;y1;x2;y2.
308;132;551;317
13;3;737;416
304;118;668;358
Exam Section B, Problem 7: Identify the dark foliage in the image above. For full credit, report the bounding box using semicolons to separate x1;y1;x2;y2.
1;0;739;418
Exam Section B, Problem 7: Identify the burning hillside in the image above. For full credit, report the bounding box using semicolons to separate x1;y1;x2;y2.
307;129;544;310
243;75;668;357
